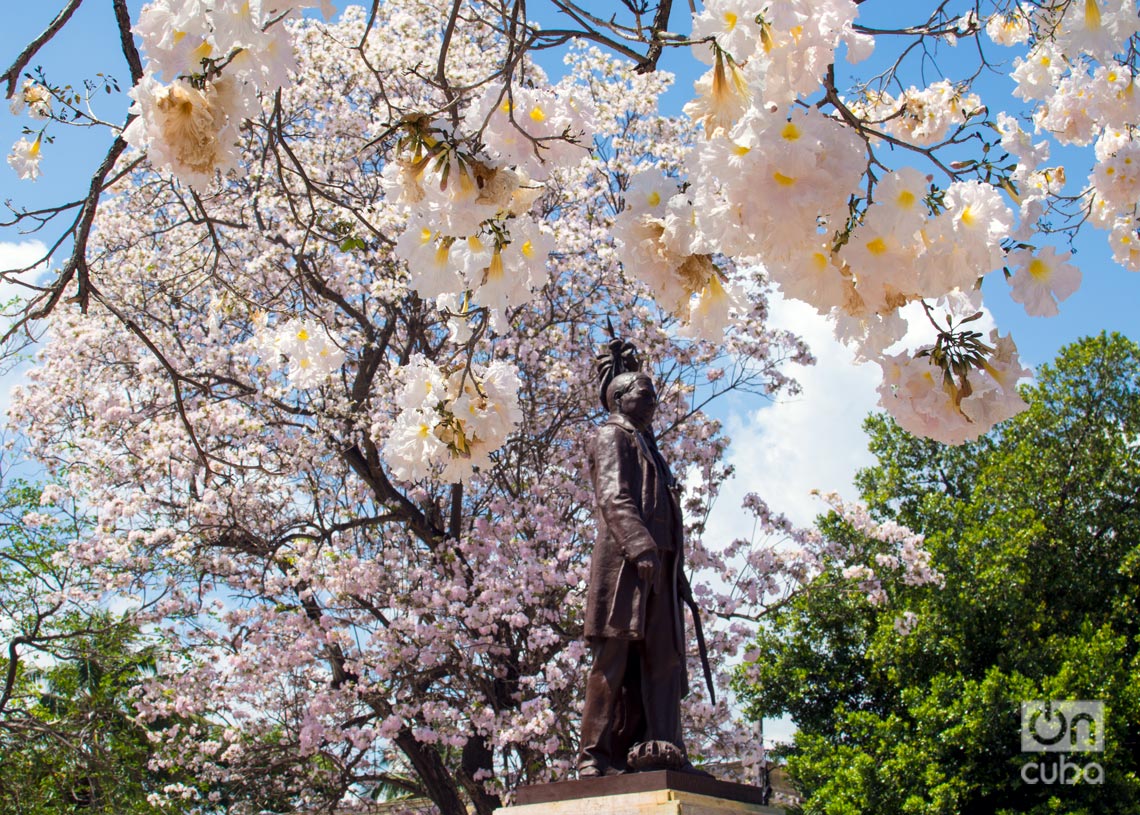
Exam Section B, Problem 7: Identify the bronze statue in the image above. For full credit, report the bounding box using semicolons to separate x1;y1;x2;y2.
577;339;711;778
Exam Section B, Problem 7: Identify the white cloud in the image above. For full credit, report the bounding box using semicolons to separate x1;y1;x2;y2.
709;294;880;537
0;239;49;303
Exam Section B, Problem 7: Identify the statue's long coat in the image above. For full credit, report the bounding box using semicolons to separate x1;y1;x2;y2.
583;413;684;645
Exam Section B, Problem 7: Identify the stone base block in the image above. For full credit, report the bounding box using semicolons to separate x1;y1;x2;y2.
503;772;782;815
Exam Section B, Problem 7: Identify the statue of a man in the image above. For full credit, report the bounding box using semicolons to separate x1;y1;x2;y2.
577;368;702;778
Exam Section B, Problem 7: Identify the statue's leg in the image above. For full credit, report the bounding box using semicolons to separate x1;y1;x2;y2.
640;551;685;749
578;637;632;776
612;645;646;770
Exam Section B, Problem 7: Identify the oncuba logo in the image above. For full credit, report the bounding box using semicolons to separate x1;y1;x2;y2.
1020;700;1104;785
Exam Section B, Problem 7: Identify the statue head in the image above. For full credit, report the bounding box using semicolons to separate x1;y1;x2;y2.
607;371;656;430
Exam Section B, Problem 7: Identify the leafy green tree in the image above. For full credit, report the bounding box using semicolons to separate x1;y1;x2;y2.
0;477;193;814
740;333;1140;814
0;619;175;814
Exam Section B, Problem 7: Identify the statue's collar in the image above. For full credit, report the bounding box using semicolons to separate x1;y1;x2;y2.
606;413;644;434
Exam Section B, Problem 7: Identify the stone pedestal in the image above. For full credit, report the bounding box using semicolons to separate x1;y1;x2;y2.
503;771;782;815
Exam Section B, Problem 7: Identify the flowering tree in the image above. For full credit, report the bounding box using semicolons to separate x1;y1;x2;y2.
0;0;1135;810
6;0;1140;442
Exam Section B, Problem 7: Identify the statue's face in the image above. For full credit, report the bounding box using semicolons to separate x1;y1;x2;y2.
616;374;657;428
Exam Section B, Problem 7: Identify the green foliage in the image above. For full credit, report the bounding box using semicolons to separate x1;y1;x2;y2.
739;333;1140;814
0;478;193;814
0;619;175;814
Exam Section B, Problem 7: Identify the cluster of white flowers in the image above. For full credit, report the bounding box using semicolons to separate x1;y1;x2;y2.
690;0;870;109
474;85;598;181
813;490;943;604
996;1;1140;274
985;7;1031;46
385;83;594;331
856;81;983;146
611;168;744;340
877;329;1030;445
6;81;52;179
619;0;1140;443
842;178;1013;338
637;0;1030;440
123;0;331;187
259;318;345;389
678;9;906;345
380;355;522;485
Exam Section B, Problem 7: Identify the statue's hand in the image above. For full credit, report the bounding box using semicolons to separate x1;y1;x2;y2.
634;551;659;584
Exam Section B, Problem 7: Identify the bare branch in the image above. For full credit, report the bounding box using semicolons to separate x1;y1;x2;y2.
2;0;85;99
112;0;145;86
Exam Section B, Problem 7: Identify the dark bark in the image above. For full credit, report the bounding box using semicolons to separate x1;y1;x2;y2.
395;727;469;815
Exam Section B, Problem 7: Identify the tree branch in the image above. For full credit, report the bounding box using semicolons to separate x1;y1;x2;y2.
2;0;85;99
112;0;145;85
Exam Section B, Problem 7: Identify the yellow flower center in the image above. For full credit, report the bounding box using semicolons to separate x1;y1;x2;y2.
1085;0;1102;31
296;328;310;341
724;11;738;30
703;273;727;301
1028;258;1050;280
191;40;213;62
866;237;888;256
487;250;504;281
647;191;661;207
896;189;916;208
529;105;546;123
773;171;796;186
759;20;775;53
781;122;800;141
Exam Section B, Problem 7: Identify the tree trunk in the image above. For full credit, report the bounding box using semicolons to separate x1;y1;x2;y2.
460;733;501;815
395;728;468;815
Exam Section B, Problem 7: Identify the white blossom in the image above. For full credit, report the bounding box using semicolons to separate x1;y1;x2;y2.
7;136;43;180
1006;246;1082;317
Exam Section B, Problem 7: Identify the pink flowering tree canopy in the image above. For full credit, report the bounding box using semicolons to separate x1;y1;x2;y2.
0;0;1136;811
